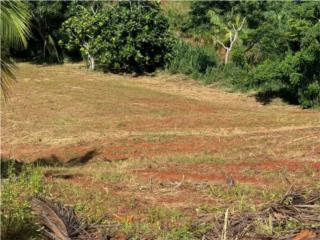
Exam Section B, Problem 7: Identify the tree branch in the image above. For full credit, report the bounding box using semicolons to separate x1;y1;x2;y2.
216;39;228;50
238;17;246;31
230;31;237;49
232;24;236;32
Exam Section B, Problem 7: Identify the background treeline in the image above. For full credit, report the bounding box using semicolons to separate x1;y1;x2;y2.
10;1;174;72
8;1;320;108
164;1;320;108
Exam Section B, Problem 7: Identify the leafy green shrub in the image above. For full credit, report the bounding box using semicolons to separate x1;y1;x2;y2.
232;46;248;68
203;64;249;90
1;158;44;239
251;22;320;108
60;2;175;73
167;40;218;79
167;41;250;90
161;2;190;34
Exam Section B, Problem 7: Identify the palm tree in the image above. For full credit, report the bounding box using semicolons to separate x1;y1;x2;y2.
1;0;30;99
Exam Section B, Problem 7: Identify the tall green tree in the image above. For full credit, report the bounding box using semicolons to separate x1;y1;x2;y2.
1;0;30;99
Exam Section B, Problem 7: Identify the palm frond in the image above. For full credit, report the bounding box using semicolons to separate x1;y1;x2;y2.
0;0;31;48
0;55;16;100
1;0;30;99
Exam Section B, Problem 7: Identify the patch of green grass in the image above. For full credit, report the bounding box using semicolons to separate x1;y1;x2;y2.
141;133;178;143
1;159;44;239
90;161;132;183
161;226;196;240
119;207;194;240
199;184;285;212
49;182;113;222
98;171;128;183
147;207;183;224
153;154;226;165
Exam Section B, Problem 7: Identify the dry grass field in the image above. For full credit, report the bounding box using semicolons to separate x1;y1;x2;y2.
1;63;320;239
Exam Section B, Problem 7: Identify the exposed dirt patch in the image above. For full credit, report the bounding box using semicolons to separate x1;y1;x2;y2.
3;127;319;164
132;157;320;187
133;169;273;187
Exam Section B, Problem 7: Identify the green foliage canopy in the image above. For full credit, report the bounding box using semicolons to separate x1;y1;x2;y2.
179;1;320;108
60;2;175;73
252;22;320;108
23;1;70;63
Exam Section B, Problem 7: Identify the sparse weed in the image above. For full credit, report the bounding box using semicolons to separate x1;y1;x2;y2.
98;170;127;183
152;154;226;165
162;226;195;240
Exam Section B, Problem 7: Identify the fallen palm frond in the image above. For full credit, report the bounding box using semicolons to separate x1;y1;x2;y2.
265;188;320;224
29;196;109;240
193;187;320;240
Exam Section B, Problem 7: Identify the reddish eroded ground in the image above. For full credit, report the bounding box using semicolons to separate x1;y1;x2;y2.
3;126;320;162
45;170;217;217
132;158;320;187
1;63;320;215
134;169;271;186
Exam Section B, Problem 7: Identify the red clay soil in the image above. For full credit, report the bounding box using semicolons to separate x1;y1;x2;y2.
2;129;319;189
180;159;320;173
45;172;216;217
4;122;320;163
132;158;320;187
133;169;274;187
1;135;244;162
0;138;205;162
2;105;320;161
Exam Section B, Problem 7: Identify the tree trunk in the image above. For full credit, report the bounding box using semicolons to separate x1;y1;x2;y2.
83;42;94;70
88;54;95;70
43;39;47;60
224;48;230;65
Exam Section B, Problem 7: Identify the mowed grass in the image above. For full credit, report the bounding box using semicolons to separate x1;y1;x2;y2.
1;63;320;239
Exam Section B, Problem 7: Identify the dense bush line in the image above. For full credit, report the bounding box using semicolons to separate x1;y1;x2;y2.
250;22;320;108
167;40;217;79
10;1;175;73
166;41;249;90
166;1;320;108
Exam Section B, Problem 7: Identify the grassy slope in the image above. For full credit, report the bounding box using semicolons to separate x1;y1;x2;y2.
1;63;320;239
